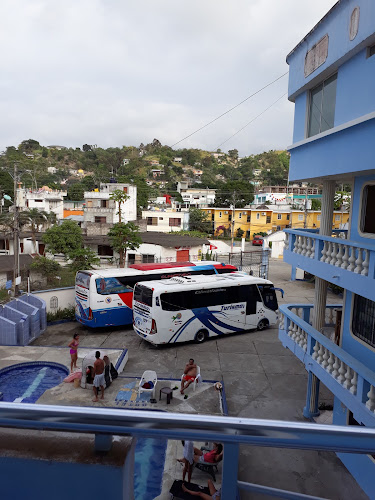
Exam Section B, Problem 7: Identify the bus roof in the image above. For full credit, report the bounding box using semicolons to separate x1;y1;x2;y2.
135;273;273;292
129;262;195;270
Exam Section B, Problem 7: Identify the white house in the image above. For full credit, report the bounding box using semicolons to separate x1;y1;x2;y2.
141;209;189;232
17;187;67;220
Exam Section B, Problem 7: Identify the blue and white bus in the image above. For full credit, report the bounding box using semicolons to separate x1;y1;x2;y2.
75;262;237;328
132;273;279;345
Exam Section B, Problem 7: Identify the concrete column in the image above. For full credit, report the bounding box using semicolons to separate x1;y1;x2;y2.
305;180;336;418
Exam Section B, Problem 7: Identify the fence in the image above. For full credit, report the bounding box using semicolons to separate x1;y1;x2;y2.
214;249;270;279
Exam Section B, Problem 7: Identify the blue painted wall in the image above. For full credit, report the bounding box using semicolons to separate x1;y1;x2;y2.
288;116;375;181
292;92;307;143
287;0;375;100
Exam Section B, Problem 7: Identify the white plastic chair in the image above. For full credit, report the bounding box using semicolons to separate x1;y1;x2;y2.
138;370;157;399
181;365;201;392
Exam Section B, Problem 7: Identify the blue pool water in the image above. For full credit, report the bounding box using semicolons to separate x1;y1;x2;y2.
0;362;68;403
134;437;167;500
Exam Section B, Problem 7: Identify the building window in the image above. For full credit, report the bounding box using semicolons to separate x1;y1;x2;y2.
123;187;128;193
361;185;375;235
308;73;337;137
304;34;329;77
212;214;215;221
50;296;58;310
349;7;360;41
239;212;242;219
368;44;375;58
147;217;158;226
256;213;260;220
266;216;271;224
219;212;222;218
335;214;341;221
95;216;107;224
142;254;155;263
128;253;136;265
298;214;304;221
169;218;181;227
352;295;375;349
247;215;251;222
101;200;108;208
286;214;290;221
97;245;113;256
277;214;282;220
228;214;232;222
317;214;321;221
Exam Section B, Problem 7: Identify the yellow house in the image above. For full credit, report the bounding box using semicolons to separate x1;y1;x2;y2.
202;207;349;239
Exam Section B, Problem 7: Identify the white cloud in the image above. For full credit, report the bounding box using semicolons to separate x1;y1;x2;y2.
0;0;337;155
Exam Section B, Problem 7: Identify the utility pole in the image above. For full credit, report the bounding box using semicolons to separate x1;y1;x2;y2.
13;164;20;296
230;191;236;253
303;187;308;229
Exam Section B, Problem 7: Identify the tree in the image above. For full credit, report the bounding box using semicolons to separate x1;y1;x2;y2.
25;208;49;252
109;189;130;223
68;247;100;272
108;222;142;268
82;144;92;152
18;139;40;152
67;183;85;201
228;149;239;161
31;256;61;285
236;228;244;238
189;208;211;233
214;181;254;208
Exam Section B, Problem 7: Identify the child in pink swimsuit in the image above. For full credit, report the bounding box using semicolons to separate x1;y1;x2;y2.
68;333;80;372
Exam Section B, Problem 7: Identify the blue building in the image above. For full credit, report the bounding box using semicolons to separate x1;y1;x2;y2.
279;1;375;497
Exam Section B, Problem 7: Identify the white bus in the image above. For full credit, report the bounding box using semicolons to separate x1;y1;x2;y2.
132;273;279;345
75;262;237;328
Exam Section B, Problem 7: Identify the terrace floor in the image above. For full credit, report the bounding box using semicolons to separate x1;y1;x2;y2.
0;259;368;499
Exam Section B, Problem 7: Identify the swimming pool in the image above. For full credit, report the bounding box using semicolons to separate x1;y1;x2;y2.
134;437;167;500
0;362;68;403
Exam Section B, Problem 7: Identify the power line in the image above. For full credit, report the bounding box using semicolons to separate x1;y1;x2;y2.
215;92;287;150
171;71;288;148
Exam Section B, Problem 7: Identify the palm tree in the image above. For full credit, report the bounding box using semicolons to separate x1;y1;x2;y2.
24;208;49;253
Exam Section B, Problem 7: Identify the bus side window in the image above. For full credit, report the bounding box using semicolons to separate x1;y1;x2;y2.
160;292;186;311
239;285;262;315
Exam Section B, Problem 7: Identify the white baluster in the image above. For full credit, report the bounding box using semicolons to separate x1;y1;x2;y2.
347;247;356;272
350;372;358;395
293;235;299;253
354;248;363;274
317;343;325;365
288;321;294;338
335;243;344;267
322;347;329;369
361;250;369;276
337;360;346;385
329;242;337;265
295;326;301;345
332;355;340;379
341;245;349;270
343;365;352;391
285;233;289;250
325;242;332;264
279;314;284;330
302;332;307;352
291;322;298;341
310;238;315;258
327;351;335;374
306;238;311;258
312;341;320;360
366;385;375;412
320;241;328;262
301;237;307;256
298;328;305;348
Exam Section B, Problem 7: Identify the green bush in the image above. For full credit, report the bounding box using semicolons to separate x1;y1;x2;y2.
47;305;76;322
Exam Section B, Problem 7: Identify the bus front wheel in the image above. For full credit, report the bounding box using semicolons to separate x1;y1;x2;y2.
195;330;207;343
257;319;269;331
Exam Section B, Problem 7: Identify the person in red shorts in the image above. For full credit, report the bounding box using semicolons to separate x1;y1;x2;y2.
180;358;197;395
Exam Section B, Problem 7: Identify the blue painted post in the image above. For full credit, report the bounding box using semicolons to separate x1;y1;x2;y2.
95;433;113;452
221;442;239;499
303;372;320;419
303;307;311;324
291;266;297;281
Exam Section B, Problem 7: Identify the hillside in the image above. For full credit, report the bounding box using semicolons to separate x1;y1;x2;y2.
0;139;289;210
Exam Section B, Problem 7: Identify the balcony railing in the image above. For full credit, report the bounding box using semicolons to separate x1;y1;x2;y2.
284;229;375;301
279;304;375;427
1;401;375;500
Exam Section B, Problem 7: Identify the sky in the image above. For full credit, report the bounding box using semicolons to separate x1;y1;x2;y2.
0;0;338;156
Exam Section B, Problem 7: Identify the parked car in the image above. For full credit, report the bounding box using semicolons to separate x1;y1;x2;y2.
252;235;264;246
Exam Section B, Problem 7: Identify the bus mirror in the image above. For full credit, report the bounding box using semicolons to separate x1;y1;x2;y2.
272;287;284;298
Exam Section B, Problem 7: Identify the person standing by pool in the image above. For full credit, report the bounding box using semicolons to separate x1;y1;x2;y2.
177;440;194;483
92;351;105;402
68;333;79;373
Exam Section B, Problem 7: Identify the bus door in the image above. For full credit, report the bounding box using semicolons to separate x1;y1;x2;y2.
240;284;263;329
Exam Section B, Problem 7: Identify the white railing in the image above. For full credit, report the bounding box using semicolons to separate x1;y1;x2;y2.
279;305;375;424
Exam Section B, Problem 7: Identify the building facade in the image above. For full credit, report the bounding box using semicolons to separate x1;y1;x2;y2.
17;187;67;220
279;2;375;497
141;209;189;232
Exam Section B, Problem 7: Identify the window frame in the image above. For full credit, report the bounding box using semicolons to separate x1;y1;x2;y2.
350;293;375;351
277;214;282;220
307;73;337;138
358;182;375;239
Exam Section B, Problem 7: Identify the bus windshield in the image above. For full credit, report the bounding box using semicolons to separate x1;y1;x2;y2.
134;284;153;306
258;285;278;311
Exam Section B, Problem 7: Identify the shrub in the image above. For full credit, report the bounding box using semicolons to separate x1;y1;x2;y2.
47;305;76;322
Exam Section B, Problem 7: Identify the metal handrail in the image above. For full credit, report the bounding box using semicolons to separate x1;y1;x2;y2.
1;402;375;499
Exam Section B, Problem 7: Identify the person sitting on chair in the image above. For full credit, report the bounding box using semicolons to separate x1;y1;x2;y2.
182;480;221;500
181;358;197;395
194;442;223;464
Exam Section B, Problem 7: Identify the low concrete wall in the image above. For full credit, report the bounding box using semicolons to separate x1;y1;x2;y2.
32;287;75;313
